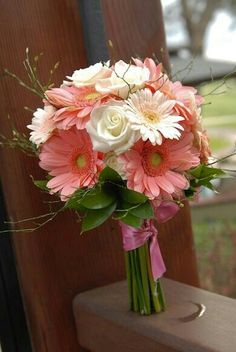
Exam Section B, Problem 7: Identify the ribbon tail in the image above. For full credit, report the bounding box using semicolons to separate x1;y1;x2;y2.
150;232;166;280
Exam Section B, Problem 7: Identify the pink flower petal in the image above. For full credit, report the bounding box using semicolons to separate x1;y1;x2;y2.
39;127;104;200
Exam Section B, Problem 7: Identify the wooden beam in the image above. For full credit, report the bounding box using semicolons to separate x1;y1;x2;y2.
77;0;108;63
74;279;236;352
101;0;170;70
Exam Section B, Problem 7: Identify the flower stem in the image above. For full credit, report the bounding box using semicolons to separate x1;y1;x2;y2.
144;243;162;313
129;251;139;312
157;279;166;311
124;252;132;309
125;241;166;315
132;250;147;314
138;245;151;314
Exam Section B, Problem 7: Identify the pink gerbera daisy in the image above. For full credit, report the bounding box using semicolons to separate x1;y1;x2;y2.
46;85;113;130
119;133;200;199
39;127;104;200
27;105;56;146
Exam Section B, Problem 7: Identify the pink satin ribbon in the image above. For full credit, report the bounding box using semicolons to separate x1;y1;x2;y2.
119;201;179;280
153;201;179;223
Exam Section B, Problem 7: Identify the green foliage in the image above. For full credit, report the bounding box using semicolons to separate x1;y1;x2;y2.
33;179;49;191
28;161;231;233
189;164;225;179
99;166;123;183
119;200;154;220
81;202;117;233
65;189;88;210
120;188;148;204
80;186;116;210
128;201;154;219
118;212;143;228
63;167;154;232
186;164;226;198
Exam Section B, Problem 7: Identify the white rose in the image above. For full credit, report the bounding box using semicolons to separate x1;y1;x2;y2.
65;62;111;87
105;152;127;179
86;100;139;154
95;60;150;99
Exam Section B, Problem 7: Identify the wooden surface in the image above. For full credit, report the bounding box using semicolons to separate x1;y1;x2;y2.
0;1;198;351
101;0;170;70
74;279;236;352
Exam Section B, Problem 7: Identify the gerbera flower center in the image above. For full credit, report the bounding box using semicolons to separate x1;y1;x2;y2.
85;92;101;101
75;87;102;107
76;154;87;168
150;152;162;167
142;143;169;177
143;110;160;124
70;147;92;175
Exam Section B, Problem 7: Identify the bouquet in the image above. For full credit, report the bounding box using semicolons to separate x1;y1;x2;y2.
2;54;226;315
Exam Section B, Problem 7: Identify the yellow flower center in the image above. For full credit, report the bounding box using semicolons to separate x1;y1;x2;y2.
150;152;162;168
143;110;160;124
76;154;86;168
85;92;101;101
142;145;168;177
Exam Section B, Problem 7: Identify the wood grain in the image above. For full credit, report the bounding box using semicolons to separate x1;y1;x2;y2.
101;0;170;71
0;1;118;351
158;202;199;286
0;1;198;351
74;279;236;352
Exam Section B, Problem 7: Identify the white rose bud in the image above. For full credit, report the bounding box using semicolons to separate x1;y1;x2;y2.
65;62;111;87
105;152;127;179
95;60;150;99
86;100;139;154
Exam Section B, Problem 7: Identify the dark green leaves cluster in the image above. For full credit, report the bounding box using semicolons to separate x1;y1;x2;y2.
64;166;154;233
33;163;226;233
185;164;226;199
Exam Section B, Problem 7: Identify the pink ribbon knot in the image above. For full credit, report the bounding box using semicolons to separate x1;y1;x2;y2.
119;201;180;281
119;219;165;280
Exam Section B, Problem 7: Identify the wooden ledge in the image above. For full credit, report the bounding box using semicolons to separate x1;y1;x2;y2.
73;279;236;352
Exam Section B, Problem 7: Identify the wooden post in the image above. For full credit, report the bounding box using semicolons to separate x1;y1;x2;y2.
0;1;199;351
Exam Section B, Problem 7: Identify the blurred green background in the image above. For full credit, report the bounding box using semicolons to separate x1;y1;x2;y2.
191;78;236;298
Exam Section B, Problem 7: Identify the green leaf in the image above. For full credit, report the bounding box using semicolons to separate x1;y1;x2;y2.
66;199;87;211
119;212;143;228
33;179;49;191
120;188;148;204
99;166;123;183
65;189;85;210
184;187;196;199
80;186;116;209
203;181;216;191
190;164;225;179
81;202;117;233
129;201;154;219
189;165;203;178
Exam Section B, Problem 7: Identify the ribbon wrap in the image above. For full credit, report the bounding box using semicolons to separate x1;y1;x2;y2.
120;201;179;281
